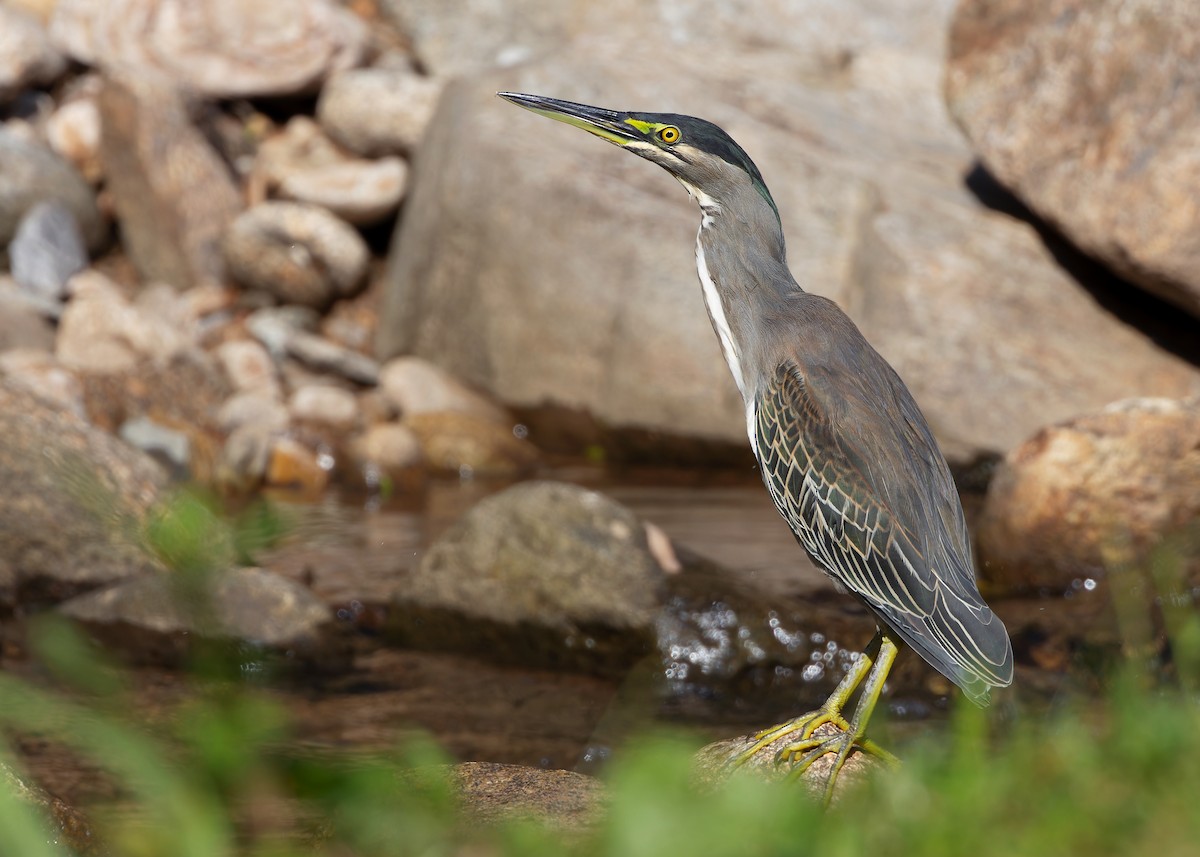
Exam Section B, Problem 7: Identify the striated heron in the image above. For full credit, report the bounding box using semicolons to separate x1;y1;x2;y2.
497;91;1014;803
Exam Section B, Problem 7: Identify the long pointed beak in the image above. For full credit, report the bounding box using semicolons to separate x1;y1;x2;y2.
497;92;639;146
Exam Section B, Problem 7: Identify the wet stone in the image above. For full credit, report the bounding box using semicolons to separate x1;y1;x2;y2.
58;566;348;671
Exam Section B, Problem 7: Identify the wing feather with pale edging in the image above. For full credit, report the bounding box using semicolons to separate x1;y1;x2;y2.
754;361;1013;702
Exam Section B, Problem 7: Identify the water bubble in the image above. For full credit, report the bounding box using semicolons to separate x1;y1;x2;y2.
1083;578;1097;591
802;663;825;682
513;424;529;439
810;632;826;645
458;464;475;481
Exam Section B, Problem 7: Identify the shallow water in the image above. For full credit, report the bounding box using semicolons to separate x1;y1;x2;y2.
4;467;1109;809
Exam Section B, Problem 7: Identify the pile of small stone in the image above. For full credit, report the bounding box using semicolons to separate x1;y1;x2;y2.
0;0;537;499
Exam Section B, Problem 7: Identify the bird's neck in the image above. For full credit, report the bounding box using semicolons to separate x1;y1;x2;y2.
689;186;796;414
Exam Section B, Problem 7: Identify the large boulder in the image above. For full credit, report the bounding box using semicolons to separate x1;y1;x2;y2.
0;379;167;611
947;0;1200;320
978;398;1200;592
377;2;1200;463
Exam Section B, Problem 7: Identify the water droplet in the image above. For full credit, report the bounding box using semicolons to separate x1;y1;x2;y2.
513;424;529;439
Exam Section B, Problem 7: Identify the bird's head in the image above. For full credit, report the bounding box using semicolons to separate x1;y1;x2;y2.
498;92;779;222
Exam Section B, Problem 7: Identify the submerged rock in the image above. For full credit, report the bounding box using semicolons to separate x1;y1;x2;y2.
59;566;346;670
390;481;667;673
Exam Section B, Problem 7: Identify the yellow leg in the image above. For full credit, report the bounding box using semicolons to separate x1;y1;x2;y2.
780;633;901;805
730;630;900;805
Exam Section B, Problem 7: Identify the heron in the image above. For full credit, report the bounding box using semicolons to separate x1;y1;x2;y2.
497;91;1014;803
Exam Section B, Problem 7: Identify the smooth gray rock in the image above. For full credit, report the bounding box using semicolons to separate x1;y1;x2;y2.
377;4;1200;462
10;200;88;302
0;131;104;255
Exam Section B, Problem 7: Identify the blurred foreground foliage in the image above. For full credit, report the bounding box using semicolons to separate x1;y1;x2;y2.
2;540;1199;856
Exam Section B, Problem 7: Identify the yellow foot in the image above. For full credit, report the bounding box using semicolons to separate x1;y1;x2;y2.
778;724;899;805
727;706;852;772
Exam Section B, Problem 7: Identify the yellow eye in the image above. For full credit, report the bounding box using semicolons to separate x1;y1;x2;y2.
657;126;680;144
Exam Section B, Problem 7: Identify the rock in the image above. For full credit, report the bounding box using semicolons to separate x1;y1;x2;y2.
379;0;567;76
278;158;408;226
9;200;88;302
317;68;442;156
217;424;273;494
215;339;281;397
118;416;191;477
245;305;320;357
288;384;360;431
347;422;424;476
0;348;85;415
223;202;369;308
2;760;102;856
44;94;103;183
283;330;379;385
452;762;605;833
50;0;367;98
0;131;104;255
978;398;1200;592
0;378;167;611
376;8;1200;463
58;566;345;669
389;481;666;672
693;722;876;803
255;116;409;224
0;280;56;350
405;411;539;477
98;75;241;289
947;0;1200;320
0;6;66;103
265;437;330;496
56;271;190;373
379;356;510;424
216;391;289;435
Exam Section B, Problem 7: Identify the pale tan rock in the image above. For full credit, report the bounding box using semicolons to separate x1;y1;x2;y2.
379;356;510;424
378;15;1200;461
45;96;102;183
405;411;538;477
0;5;65;103
223;202;368;308
317;68;442;156
288;384;360;431
216;339;281;396
98;75;241;289
349;422;424;475
51;0;367;98
57;271;190;372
